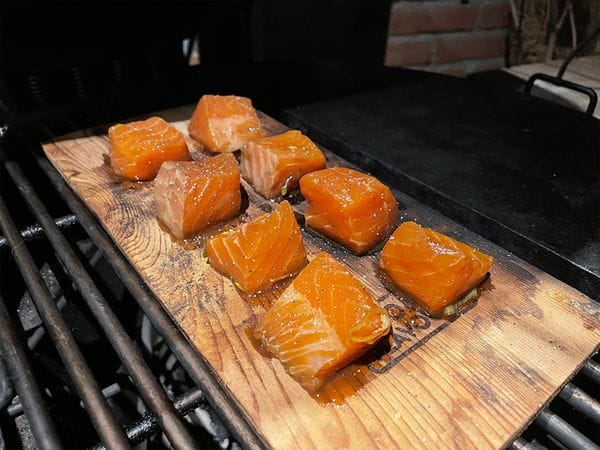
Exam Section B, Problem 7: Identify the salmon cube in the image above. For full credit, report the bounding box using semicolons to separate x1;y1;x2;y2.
380;221;494;317
188;95;264;153
153;153;241;239
299;167;398;254
205;201;306;293
240;130;326;198
108;116;190;181
254;252;390;392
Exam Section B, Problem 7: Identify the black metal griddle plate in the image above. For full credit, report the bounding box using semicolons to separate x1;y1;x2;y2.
282;72;600;299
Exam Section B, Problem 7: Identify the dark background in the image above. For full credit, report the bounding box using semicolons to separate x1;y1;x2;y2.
0;0;394;120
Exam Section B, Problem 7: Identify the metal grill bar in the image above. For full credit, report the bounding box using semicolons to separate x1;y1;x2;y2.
509;437;536;450
0;195;131;450
33;128;264;449
7;383;121;418
4;160;200;450
0;355;13;410
534;409;600;450
559;383;600;426
92;388;206;449
582;360;600;385
0;293;62;449
0;214;77;249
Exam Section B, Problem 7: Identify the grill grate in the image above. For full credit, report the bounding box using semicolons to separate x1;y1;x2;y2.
34;117;263;449
0;114;256;448
86;388;206;450
0;291;62;448
0;111;598;449
3;159;199;449
0;192;132;448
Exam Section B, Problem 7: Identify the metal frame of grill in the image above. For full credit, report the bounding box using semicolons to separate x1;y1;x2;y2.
0;110;598;449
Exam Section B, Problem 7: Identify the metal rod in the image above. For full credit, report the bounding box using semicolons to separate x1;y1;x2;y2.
581;360;600;385
0;293;62;449
8;382;122;418
28;296;67;350
527;440;549;450
34;133;265;450
534;409;600;450
0;350;14;410
5;160;199;450
0;214;77;249
509;437;536;450
557;26;600;79
0;194;131;450
91;388;206;449
559;383;600;426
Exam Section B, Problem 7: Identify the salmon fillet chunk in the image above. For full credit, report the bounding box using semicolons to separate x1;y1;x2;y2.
299;167;398;254
240;130;326;198
380;221;494;317
153;153;241;239
205;201;306;294
188;95;264;153
108;116;190;181
255;251;391;393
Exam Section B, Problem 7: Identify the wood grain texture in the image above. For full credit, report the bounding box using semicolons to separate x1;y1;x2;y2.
43;106;600;450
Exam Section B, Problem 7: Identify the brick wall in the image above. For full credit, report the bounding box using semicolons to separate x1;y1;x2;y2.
385;0;510;77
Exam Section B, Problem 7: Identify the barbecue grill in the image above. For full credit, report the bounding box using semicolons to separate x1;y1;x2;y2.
1;2;599;449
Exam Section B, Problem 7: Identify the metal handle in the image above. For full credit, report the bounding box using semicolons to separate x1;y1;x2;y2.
524;72;598;116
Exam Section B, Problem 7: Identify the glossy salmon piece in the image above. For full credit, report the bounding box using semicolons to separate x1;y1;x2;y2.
153;153;240;239
206;201;306;293
108;116;190;181
299;167;398;254
240;130;326;198
188;95;264;153
380;221;493;317
255;251;390;393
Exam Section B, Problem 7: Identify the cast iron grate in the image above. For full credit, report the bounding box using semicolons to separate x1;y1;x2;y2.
0;112;261;448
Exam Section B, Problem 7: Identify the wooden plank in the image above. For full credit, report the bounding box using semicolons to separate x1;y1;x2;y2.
42;106;600;450
506;61;600;88
547;55;600;85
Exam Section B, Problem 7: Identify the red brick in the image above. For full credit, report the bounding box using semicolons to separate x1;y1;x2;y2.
385;40;433;66
389;3;477;35
479;2;510;29
435;33;506;64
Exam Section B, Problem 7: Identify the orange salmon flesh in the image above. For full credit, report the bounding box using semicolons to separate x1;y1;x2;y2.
255;251;391;393
380;221;494;316
188;95;264;153
300;167;398;254
205;201;306;294
153;153;241;239
108;116;190;181
240;130;326;198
